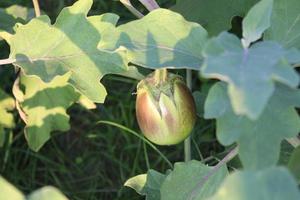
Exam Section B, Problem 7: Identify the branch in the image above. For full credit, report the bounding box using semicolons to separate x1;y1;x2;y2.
0;58;16;66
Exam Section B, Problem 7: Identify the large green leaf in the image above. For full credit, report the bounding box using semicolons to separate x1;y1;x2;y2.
204;82;300;170
242;0;273;46
124;170;166;200
265;0;300;49
160;160;228;200
103;9;208;70
15;73;79;151
172;0;259;36
201;32;299;119
208;167;300;200
9;0;128;103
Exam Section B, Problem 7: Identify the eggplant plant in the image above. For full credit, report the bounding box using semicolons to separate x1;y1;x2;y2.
0;0;300;199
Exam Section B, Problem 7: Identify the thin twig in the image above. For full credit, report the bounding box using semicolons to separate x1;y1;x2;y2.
32;0;41;17
188;146;239;200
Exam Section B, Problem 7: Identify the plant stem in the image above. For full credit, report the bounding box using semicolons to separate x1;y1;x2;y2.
32;0;41;17
184;69;192;162
0;58;15;66
188;146;239;200
138;0;160;11
286;137;300;148
154;68;167;85
120;0;144;18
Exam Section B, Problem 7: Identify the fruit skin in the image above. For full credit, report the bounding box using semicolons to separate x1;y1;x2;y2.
136;72;196;145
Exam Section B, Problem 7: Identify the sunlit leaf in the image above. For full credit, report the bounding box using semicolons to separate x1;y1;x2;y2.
9;0;128;103
125;170;166;200
0;176;25;200
14;73;79;151
0;176;68;200
0;5;34;40
0;88;15;147
0;88;15;129
28;186;68;200
0;89;15;147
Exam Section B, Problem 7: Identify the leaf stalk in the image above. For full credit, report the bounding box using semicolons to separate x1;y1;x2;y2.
0;58;15;66
32;0;41;17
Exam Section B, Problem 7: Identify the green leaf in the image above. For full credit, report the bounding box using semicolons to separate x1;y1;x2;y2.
0;176;25;200
28;186;68;200
193;91;206;117
161;160;228;200
201;32;299;119
9;0;128;103
124;170;166;200
105;9;208;70
0;176;67;200
278;140;295;166
208;167;300;200
242;0;273;46
265;0;300;49
204;82;300;170
172;0;259;36
0;6;25;34
0;88;15;129
0;128;4;146
125;174;147;195
288;146;300;183
0;5;34;41
15;73;79;151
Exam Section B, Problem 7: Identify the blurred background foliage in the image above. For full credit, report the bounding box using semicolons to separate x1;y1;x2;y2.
0;0;237;199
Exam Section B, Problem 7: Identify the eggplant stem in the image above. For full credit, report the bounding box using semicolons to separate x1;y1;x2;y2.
154;68;168;85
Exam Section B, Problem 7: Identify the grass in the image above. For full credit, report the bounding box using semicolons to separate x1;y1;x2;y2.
0;0;229;199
